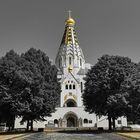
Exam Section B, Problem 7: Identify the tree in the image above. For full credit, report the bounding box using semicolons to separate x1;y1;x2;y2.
0;50;22;130
125;63;140;124
16;48;61;131
83;54;136;130
0;48;61;131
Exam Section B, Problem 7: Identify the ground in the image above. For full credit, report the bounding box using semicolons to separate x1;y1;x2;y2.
0;133;31;140
118;132;140;139
0;132;133;140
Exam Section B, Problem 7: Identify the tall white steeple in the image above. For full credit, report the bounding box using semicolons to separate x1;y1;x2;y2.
55;12;85;75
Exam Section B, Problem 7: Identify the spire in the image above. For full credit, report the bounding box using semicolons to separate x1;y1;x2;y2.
55;12;85;71
61;11;78;46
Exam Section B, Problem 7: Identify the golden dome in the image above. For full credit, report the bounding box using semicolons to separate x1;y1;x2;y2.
68;65;73;72
65;18;75;26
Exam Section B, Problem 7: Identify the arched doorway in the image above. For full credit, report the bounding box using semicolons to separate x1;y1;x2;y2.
67;116;75;127
63;111;78;127
54;119;58;127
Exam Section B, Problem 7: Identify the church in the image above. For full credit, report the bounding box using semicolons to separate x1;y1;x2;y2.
15;13;127;129
45;13;127;128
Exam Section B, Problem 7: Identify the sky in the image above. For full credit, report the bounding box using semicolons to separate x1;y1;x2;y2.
0;0;140;65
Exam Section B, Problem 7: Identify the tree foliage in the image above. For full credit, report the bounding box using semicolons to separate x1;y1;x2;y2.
83;54;136;130
0;48;61;131
18;48;61;130
0;50;21;130
125;63;140;124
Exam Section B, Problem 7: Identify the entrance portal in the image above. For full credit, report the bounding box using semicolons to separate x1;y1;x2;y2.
63;111;78;127
67;117;76;127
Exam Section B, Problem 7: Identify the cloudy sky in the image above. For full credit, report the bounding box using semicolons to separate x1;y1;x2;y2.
0;0;140;65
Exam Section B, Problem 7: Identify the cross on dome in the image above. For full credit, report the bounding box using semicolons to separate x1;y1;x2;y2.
68;10;71;18
65;10;75;26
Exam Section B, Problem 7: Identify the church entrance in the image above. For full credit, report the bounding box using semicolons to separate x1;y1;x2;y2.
67;116;76;127
63;111;78;127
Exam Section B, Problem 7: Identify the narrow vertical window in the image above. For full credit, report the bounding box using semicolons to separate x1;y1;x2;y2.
69;57;72;65
80;58;82;66
73;85;75;89
69;84;72;89
59;58;61;68
81;82;83;92
66;85;68;89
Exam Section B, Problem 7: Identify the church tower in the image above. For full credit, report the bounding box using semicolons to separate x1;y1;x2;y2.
49;12;97;128
55;11;85;75
55;11;86;108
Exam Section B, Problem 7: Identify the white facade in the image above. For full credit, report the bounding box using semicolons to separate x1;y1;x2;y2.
15;15;127;129
45;15;127;128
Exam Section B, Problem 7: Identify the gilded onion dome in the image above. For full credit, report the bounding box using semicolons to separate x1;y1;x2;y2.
65;17;75;26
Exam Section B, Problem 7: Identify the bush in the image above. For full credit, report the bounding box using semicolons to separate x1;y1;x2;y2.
98;127;104;131
38;128;44;132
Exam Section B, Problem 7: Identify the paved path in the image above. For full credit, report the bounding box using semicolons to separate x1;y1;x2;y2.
18;132;129;140
0;133;31;140
118;132;140;139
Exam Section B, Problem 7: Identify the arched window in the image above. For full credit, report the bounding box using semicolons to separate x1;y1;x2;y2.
67;101;75;107
84;118;88;124
54;119;58;127
73;85;75;89
66;85;68;89
69;57;72;65
69;84;72;89
54;119;58;124
64;99;77;107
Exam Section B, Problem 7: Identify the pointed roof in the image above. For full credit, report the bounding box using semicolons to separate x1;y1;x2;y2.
60;12;79;46
55;12;85;68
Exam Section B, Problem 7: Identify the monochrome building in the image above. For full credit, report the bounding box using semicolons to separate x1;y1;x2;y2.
45;14;127;128
15;13;127;129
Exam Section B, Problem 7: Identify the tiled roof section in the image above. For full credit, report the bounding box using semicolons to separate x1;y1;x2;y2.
60;22;79;46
